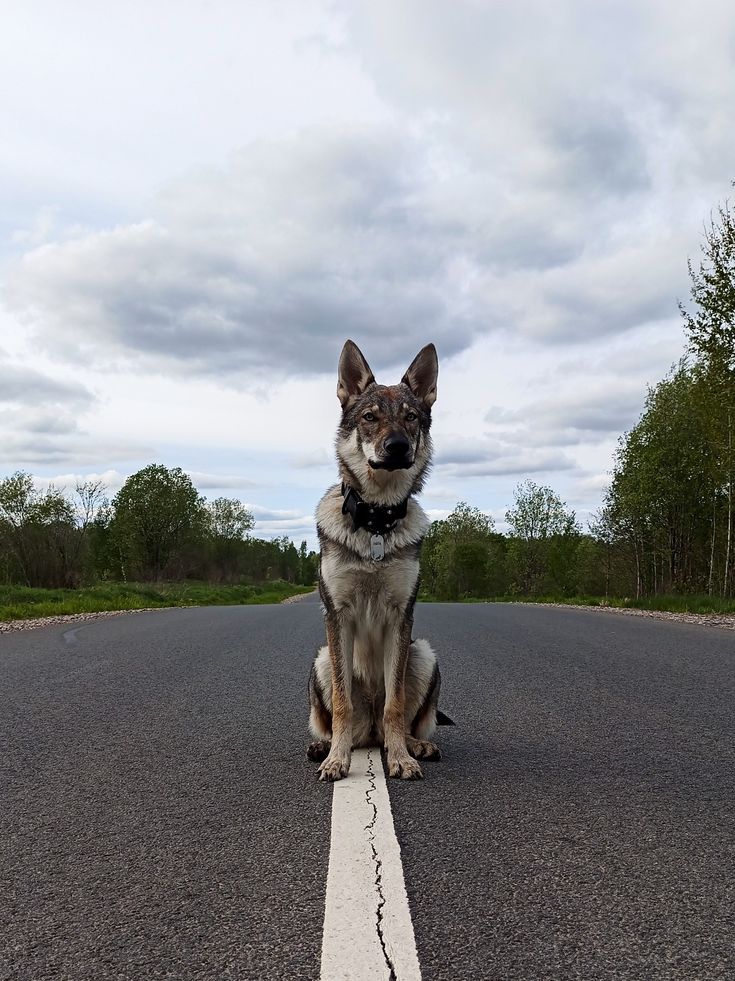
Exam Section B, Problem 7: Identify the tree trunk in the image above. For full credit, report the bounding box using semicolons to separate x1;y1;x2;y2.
708;492;717;596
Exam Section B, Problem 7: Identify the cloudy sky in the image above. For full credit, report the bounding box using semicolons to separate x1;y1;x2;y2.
2;0;733;546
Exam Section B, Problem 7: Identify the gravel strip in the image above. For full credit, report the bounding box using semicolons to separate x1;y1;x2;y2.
509;601;735;631
280;589;318;604
0;608;166;634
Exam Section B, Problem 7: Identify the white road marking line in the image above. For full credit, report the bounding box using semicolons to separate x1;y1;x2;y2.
320;748;422;981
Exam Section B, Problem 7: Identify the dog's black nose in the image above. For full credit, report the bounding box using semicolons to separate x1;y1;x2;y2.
384;433;410;457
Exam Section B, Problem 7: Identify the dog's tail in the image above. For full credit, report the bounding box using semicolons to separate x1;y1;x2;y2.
436;709;455;726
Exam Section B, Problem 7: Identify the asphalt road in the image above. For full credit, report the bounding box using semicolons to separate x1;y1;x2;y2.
391;604;735;981
1;601;733;981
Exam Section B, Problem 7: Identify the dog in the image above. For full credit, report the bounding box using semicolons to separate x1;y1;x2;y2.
307;339;450;781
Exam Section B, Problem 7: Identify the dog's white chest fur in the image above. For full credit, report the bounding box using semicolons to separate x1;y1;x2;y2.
317;486;429;680
320;547;419;613
320;550;419;690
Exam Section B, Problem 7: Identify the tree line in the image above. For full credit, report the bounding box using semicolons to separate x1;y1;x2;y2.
0;462;600;599
0;465;318;589
420;487;597;601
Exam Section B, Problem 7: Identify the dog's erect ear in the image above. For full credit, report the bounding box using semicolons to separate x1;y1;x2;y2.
337;340;375;408
401;343;438;408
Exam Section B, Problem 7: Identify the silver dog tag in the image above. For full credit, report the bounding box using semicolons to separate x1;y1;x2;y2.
370;534;385;561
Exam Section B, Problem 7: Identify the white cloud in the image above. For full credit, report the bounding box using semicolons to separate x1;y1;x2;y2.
4;128;480;377
436;451;578;479
187;472;261;491
247;504;317;541
32;469;125;495
289;447;335;470
3;113;698;378
0;359;93;407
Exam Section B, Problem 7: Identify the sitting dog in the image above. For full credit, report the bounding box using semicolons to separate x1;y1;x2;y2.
307;339;448;781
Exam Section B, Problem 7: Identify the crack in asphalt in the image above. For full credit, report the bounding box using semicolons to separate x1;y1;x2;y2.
364;748;397;981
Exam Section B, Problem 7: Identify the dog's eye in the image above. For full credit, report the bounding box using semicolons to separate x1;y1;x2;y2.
405;411;418;422
363;412;376;422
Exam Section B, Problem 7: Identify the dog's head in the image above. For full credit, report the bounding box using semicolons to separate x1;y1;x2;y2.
335;340;438;489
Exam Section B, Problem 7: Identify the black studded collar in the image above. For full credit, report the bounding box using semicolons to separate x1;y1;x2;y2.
340;483;409;534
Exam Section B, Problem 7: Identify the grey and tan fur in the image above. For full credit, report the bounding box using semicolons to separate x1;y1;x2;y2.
308;339;444;781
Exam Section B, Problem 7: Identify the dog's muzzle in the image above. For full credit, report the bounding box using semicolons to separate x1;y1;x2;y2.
369;433;414;471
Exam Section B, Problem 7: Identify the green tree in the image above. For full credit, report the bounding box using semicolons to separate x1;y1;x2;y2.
681;197;735;371
604;368;714;596
298;540;318;585
111;465;207;580
207;497;255;540
205;497;255;581
505;481;580;595
421;501;498;600
0;472;102;587
276;536;301;582
0;472;41;584
680;195;735;596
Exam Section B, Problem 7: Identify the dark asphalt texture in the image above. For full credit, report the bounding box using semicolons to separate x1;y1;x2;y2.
1;601;733;981
395;603;735;981
0;604;330;981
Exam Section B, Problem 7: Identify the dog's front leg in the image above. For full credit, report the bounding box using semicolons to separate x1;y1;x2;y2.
383;615;423;780
318;613;354;782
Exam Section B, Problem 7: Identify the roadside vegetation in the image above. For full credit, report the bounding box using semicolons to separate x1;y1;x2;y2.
417;485;735;614
0;465;317;622
0;581;313;622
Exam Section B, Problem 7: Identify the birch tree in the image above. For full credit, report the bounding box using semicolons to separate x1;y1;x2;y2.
681;195;735;596
505;481;580;595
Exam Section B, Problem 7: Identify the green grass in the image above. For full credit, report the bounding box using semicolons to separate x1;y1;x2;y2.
611;594;735;615
0;580;315;622
7;581;731;623
419;592;735;614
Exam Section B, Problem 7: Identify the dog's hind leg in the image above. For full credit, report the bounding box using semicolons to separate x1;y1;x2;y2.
308;645;374;760
307;647;332;761
308;647;332;731
405;639;442;760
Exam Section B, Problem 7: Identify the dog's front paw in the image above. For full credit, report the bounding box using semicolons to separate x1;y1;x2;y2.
318;749;351;782
387;753;423;780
